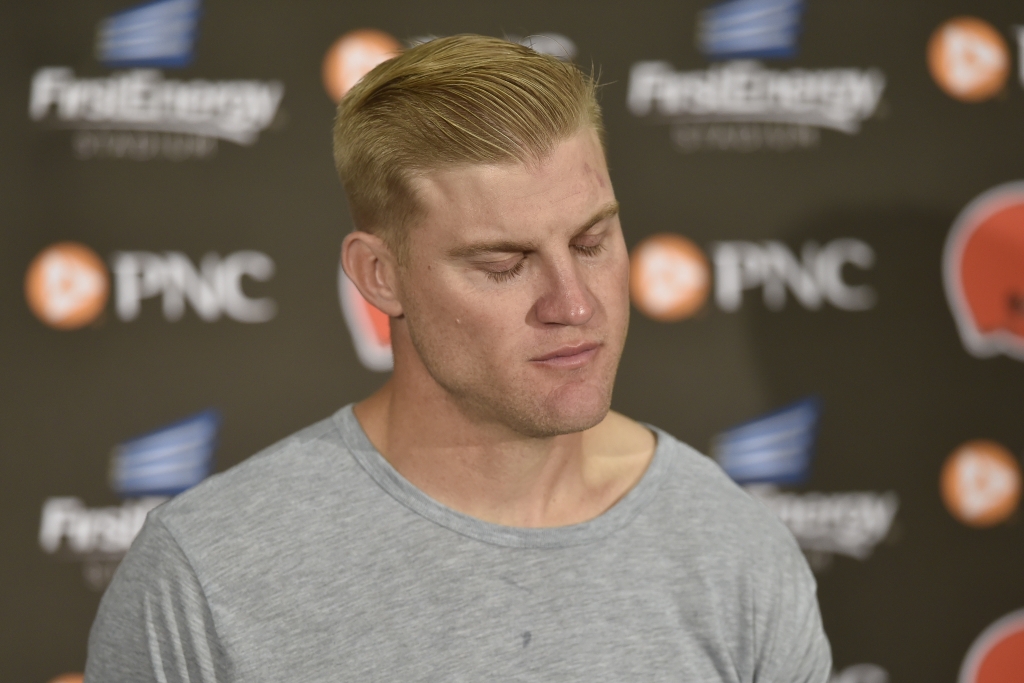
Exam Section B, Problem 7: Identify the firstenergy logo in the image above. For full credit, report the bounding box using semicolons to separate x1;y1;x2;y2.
25;243;276;328
630;234;876;321
628;62;885;134
627;1;885;153
30;69;284;146
40;409;217;590
29;0;284;160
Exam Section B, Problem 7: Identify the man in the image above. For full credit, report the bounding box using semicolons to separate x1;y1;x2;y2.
86;35;831;682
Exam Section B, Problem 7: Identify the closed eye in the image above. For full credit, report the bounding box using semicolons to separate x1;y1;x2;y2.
484;258;527;283
481;238;605;283
572;243;605;257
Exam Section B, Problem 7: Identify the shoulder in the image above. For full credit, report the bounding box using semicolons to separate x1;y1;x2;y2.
626;426;831;681
644;425;804;564
148;407;366;555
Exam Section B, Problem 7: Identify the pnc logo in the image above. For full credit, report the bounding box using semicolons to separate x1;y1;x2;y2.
24;242;110;330
944;181;1024;361
928;17;1010;102
630;234;710;322
322;29;401;102
941;440;1021;528
338;267;393;371
25;243;276;327
629;233;875;320
960;609;1024;683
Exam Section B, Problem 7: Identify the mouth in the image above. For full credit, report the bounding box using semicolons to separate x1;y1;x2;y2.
530;342;601;368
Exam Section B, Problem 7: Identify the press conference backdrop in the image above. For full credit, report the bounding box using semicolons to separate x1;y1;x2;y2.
2;0;1023;681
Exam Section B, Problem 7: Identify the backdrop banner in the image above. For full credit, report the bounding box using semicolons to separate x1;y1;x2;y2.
2;1;1022;682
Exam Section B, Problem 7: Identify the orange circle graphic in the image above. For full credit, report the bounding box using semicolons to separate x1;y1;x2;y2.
629;234;710;322
25;242;109;330
928;17;1009;102
48;675;84;683
942;440;1021;527
322;29;402;102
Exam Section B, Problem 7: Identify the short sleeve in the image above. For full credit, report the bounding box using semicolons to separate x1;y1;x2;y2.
84;515;230;683
753;533;833;683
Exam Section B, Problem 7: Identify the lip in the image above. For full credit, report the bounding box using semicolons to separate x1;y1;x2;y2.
530;342;601;368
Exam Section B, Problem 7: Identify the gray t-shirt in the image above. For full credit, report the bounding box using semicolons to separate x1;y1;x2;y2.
85;405;831;682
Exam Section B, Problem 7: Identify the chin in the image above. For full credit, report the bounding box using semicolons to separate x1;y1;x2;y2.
513;382;612;438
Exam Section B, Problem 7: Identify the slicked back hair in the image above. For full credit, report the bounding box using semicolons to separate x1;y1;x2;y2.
332;34;603;261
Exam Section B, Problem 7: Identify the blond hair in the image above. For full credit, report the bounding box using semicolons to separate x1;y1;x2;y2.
332;34;603;258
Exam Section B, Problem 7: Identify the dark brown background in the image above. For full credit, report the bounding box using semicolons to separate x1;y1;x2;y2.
1;1;1022;681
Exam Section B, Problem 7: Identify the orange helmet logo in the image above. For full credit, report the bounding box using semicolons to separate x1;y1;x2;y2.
322;29;401;102
629;234;710;321
928;17;1009;103
25;242;109;330
944;182;1024;360
959;609;1024;683
941;440;1021;528
338;266;392;371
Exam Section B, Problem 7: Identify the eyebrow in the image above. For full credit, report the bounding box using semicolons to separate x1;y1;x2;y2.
446;201;621;259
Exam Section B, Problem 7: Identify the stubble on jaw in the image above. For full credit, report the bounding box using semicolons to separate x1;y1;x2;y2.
395;281;625;439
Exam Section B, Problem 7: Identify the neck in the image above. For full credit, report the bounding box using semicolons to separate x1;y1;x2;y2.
353;342;654;528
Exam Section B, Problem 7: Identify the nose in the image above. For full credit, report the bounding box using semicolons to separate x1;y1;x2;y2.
533;257;596;326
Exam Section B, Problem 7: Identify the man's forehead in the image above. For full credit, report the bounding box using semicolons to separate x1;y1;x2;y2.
442;200;620;259
410;132;613;238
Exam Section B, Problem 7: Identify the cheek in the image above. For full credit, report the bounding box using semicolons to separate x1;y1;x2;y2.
457;295;523;342
595;251;631;314
414;272;522;350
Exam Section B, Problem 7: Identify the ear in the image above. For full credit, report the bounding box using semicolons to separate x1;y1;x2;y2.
341;231;404;317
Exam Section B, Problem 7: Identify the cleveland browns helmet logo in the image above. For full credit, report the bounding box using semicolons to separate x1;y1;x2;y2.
959;608;1024;683
944;181;1024;361
338;266;393;371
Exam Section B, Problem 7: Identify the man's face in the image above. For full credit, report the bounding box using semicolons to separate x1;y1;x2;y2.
396;129;629;438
